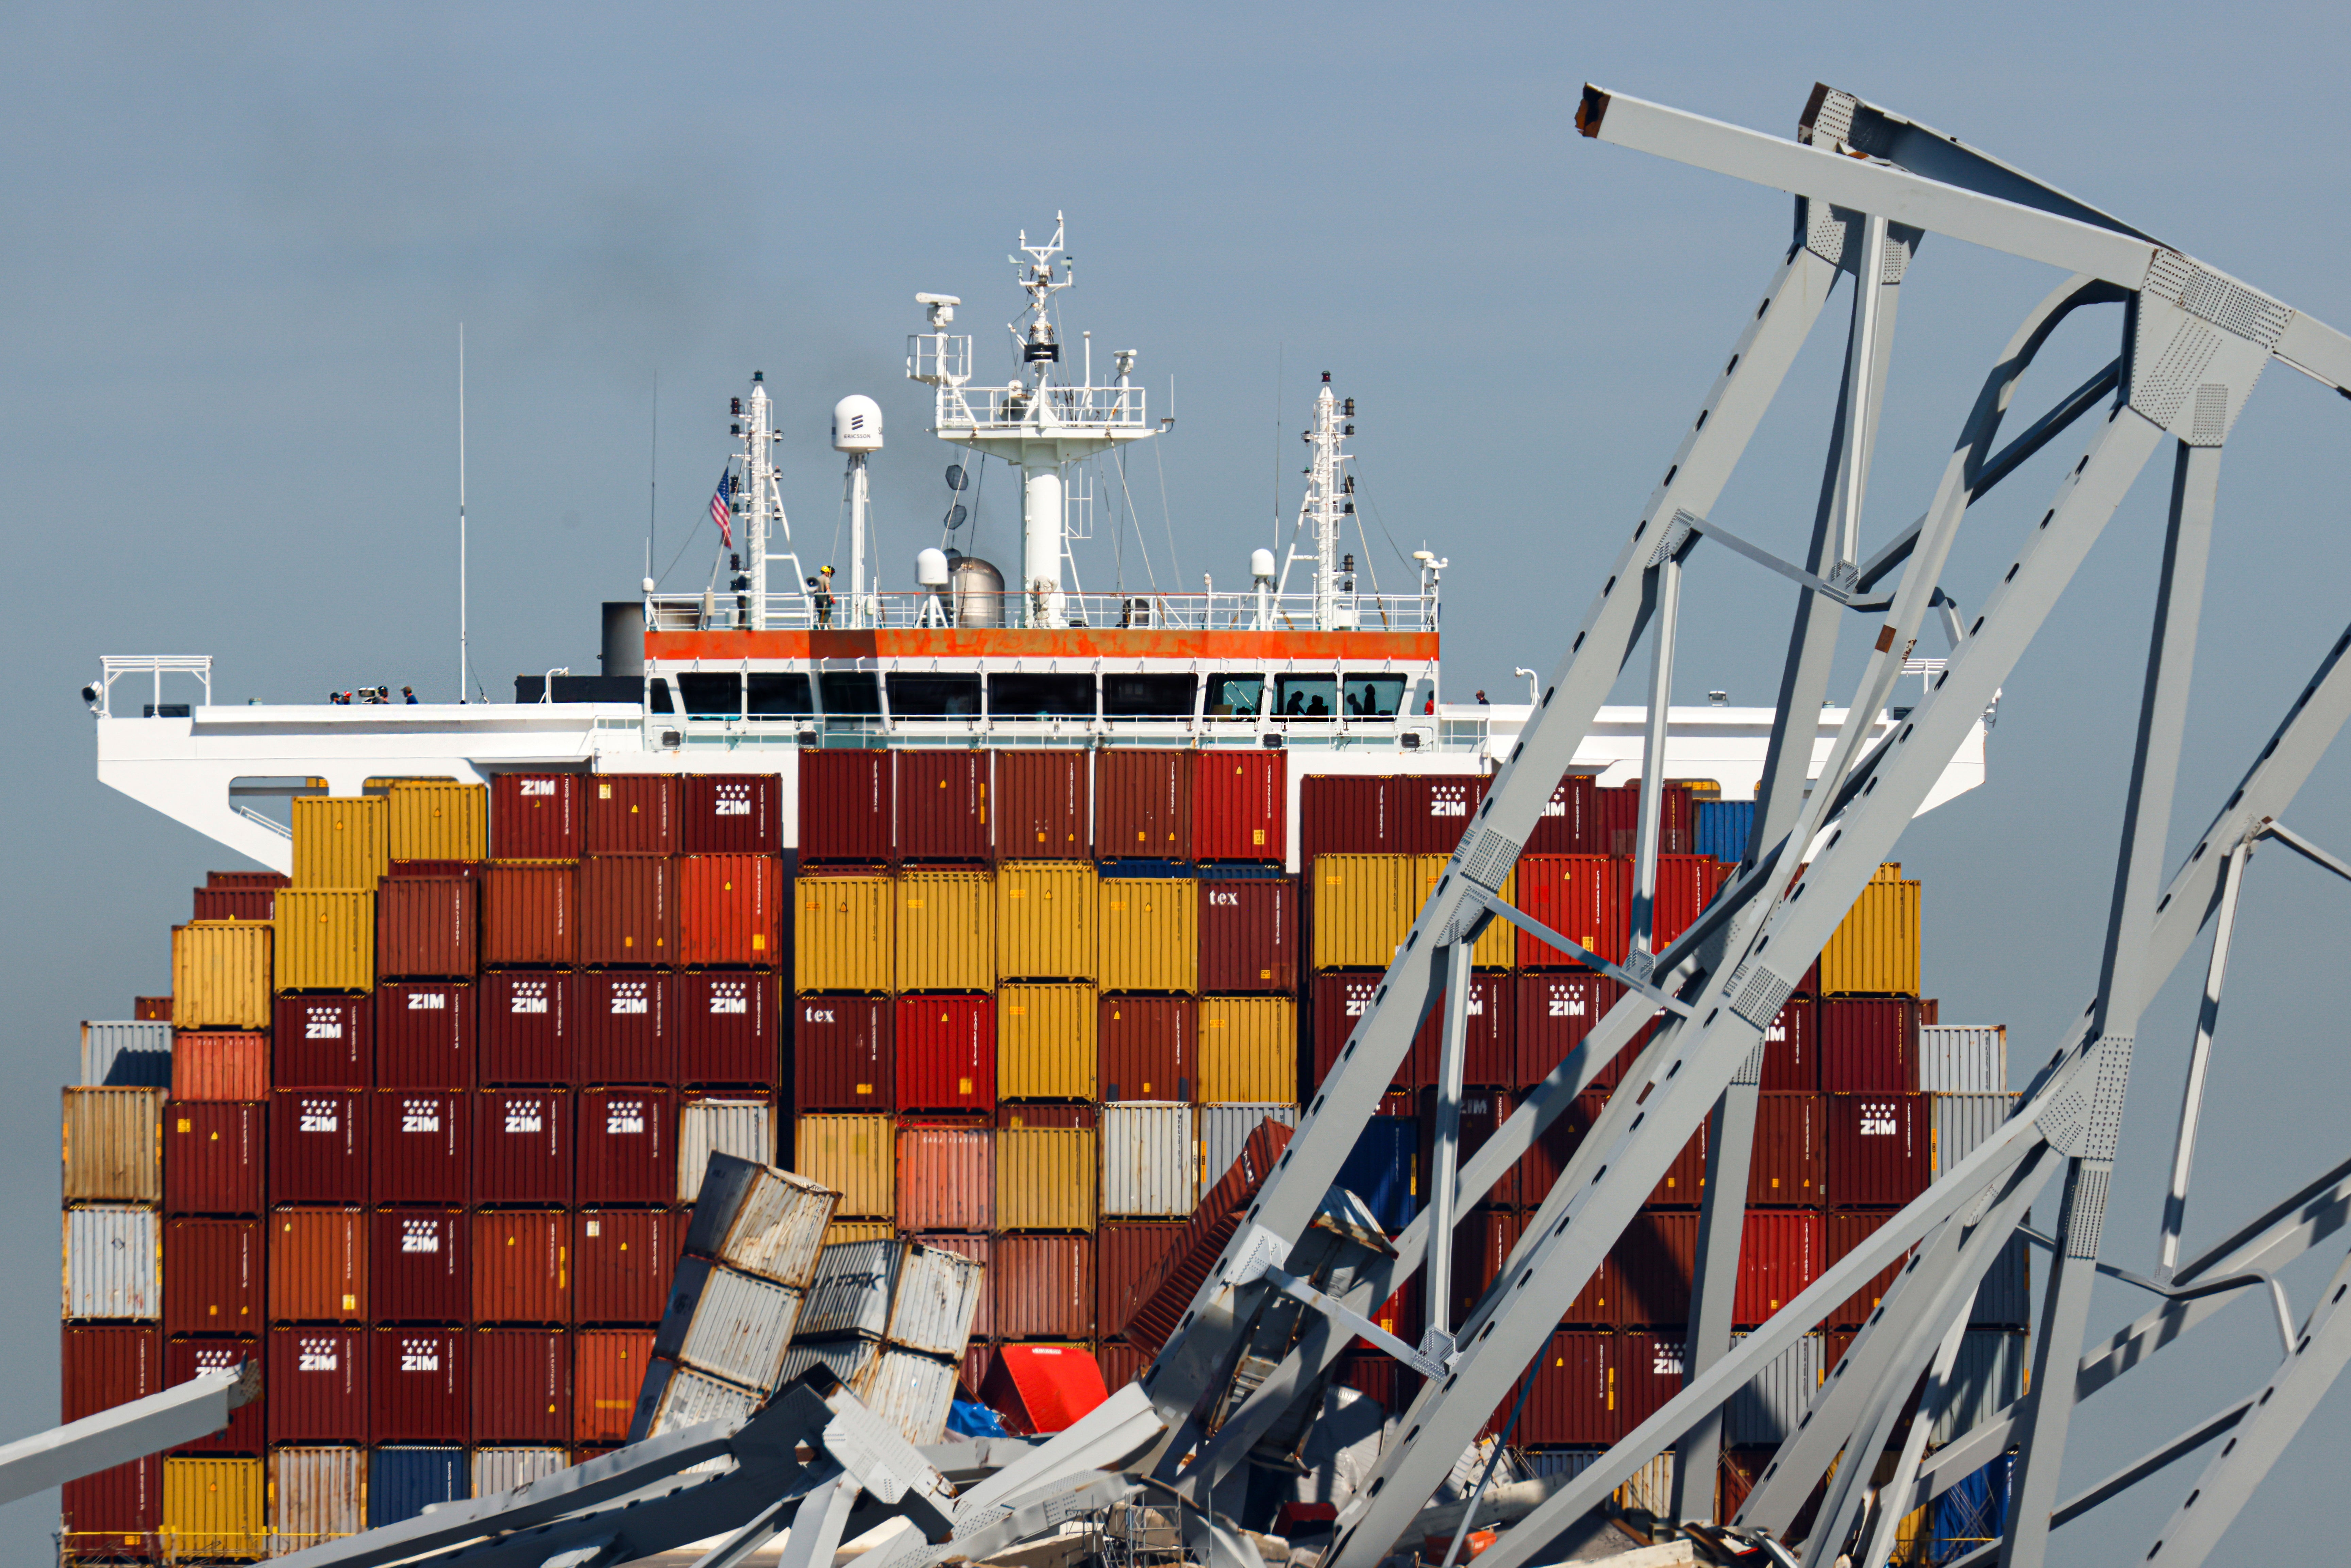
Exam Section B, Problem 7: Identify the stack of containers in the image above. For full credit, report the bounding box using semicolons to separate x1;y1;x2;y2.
780;1236;984;1445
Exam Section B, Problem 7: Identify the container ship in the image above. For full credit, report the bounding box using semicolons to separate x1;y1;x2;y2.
65;220;2010;1561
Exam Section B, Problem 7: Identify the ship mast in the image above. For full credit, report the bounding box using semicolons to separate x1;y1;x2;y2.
728;372;802;628
1278;373;1359;630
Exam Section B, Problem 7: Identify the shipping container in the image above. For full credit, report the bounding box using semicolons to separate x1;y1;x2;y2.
475;1088;572;1206
1735;1089;1823;1209
1820;863;1922;996
994;751;1089;859
1930;1092;2019;1180
377;876;481;980
1520;771;1599;856
1512;971;1624;1090
1457;1205;1616;1326
1515;856;1627;968
164;1101;263;1217
1819;998;1921;1092
1519;1330;1615;1445
792;1114;893;1217
370;1325;467;1441
472;1327;572;1442
292;795;390;889
384;780;489;862
895;871;994;991
677;1094;776;1202
485;862;577;967
1826;1093;1931;1207
1094;1223;1183;1339
994;861;1095;981
266;1445;365;1557
1337;1112;1419;1231
1921;1025;2007;1093
1693;798;1754;863
635;1353;760;1441
1614;1210;1696;1328
387;858;487;879
890;995;990;1113
266;1089;365;1205
586;774;679;856
369;1444;466;1529
173;1031;268;1101
63;1087;164;1204
580;969;675;1085
371;1206;467;1323
920;1233;992;1339
684;1158;835;1288
1930;1331;2027;1446
375;981;475;1089
274;889;376;992
1409;856;1518;969
1197;876;1296;994
267;1206;365;1322
1197;997;1297;1104
274;994;371;1088
478;969;577;1085
1100;1104;1195;1217
991;1235;1092;1340
794;993;888;1111
576;1327;656;1443
577;1086;673;1203
794;873;893;991
471;1446;571;1497
654;1258;804;1390
1095;1339;1149;1392
575;1208;676;1322
1615;1331;1685;1436
679;854;782;967
1121;1119;1290;1354
210;870;289;891
1758;996;1818;1092
491;773;583;860
1298;775;1401;863
1095;751;1192;860
1398;972;1514;1089
682;773;784;854
682;971;778;1086
800;751;895;862
996;1103;1096;1128
1194;751;1284;862
577;856;677;966
1595;781;1697;857
62;1455;159;1557
1098;996;1195;1102
1414;1090;1517;1208
800;1237;903;1339
172;921;272;1030
194;883;276;922
896;750;991;862
165;1216;262;1333
997;983;1094;1102
1309;854;1413;970
266;1326;366;1444
164;1334;263;1454
1650;854;1726;949
1717;1331;1824;1447
369;1090;468;1205
897;1124;995;1231
1734;1210;1823;1327
997;1126;1098;1231
1823;1209;1910;1330
82;1020;172;1089
885;1243;986;1355
161;1454;263;1559
62;1325;160;1449
1400;774;1487;856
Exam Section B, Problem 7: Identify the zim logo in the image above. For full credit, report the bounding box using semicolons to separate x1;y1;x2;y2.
298;1100;339;1134
401;1103;442;1134
610;984;648;1016
1860;1102;1900;1136
304;1010;344;1040
510;982;548;1015
505;1109;544;1134
1652;1344;1686;1377
401;1221;441;1253
400;1340;442;1373
407;993;447;1011
1548;996;1589;1018
716;799;750;815
194;1348;234;1373
712;985;749;1015
606;1102;646;1134
520;779;556;796
297;1340;339;1373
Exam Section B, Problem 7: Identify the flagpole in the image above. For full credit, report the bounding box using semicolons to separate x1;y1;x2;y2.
457;323;468;704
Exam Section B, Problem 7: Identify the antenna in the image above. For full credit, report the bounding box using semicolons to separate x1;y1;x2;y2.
647;370;658;583
457;323;467;704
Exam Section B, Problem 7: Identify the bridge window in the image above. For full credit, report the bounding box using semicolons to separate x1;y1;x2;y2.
646;678;675;715
1105;674;1197;720
887;674;982;718
818;672;882;716
1344;674;1408;718
988;673;1094;719
1275;673;1338;720
676;673;742;719
1207;674;1268;718
746;673;813;720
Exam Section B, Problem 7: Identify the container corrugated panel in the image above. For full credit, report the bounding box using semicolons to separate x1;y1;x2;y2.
642;1356;762;1440
62;1457;159;1553
679;854;782;967
682;774;784;854
1095;750;1192;860
62;1323;160;1439
673;1266;804;1391
1197;998;1296;1104
1410;854;1518;968
372;1206;467;1323
1749;1092;1823;1208
586;773;680;855
388;779;489;861
471;1446;570;1497
1099;878;1197;992
476;1088;573;1205
165;1101;263;1217
165;1216;262;1333
1759;996;1818;1091
1694;798;1754;863
1398;774;1487;856
1514;856;1627;968
1611;1444;1679;1518
1122;1120;1292;1353
269;1088;367;1205
826;1219;893;1245
1920;1026;2006;1093
1298;775;1401;862
894;995;993;1113
265;1445;363;1555
576;1327;656;1443
1972;1230;2032;1329
473;1326;572;1442
480;969;576;1086
275;993;371;1086
1100;1103;1195;1217
371;1325;467;1441
995;750;1088;858
690;1161;836;1288
990;1234;1090;1340
172;922;272;1029
1336;1116;1418;1231
1096;1221;1186;1338
1614;1210;1696;1327
795;874;893;991
581;970;675;1085
995;1126;1098;1231
163;1455;265;1559
1400;972;1515;1089
1520;1330;1615;1445
895;871;994;991
268;1206;366;1321
194;884;276;921
1309;854;1412;970
65;1205;159;1320
274;890;376;992
579;1087;674;1204
1827;1093;1931;1207
1820;863;1922;996
63;1087;164;1203
578;856;677;966
1197;1106;1297;1202
1513;973;1622;1090
472;1209;569;1323
996;862;1095;981
918;1234;991;1338
1099;996;1194;1102
682;971;777;1087
376;981;474;1089
896;1125;995;1231
1197;877;1296;994
853;1344;962;1445
491;772;583;860
802;1239;902;1339
678;1095;776;1202
82;1021;173;1088
575;1208;675;1322
793;1114;893;1217
1930;1330;2027;1446
1734;1211;1823;1327
266;1326;366;1444
998;983;1095;1101
800;751;895;862
1929;1093;2018;1180
1194;750;1284;862
369;1444;466;1529
370;1090;467;1205
485;862;577;967
164;1334;264;1454
1823;1208;1911;1330
291;795;389;889
1819;998;1921;1092
174;1032;268;1101
896;750;991;862
378;876;481;981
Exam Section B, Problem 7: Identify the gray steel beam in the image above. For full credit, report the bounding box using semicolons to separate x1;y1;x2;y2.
2158;839;2250;1280
1671;1072;1759;1523
0;1363;253;1509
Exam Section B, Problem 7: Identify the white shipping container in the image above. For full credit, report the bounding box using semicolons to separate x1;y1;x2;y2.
1930;1331;2027;1446
1971;1234;2033;1330
1931;1094;2021;1181
472;1447;570;1498
885;1244;986;1357
851;1346;961;1446
1919;1026;2007;1093
267;1446;364;1557
1522;1449;1604;1481
1101;1103;1196;1217
677;1269;804;1394
799;1240;902;1340
1724;1332;1825;1446
645;1360;761;1441
686;1157;836;1289
80;1021;173;1088
776;1337;880;1390
1198;1105;1299;1202
1614;1451;1677;1518
63;1204;158;1319
677;1099;776;1203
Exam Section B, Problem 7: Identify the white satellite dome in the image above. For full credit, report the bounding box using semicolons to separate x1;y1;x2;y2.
832;394;883;453
915;547;950;588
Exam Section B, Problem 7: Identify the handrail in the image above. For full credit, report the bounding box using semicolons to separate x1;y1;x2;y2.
641;589;1437;634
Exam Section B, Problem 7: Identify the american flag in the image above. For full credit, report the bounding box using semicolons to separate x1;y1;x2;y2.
709;469;734;546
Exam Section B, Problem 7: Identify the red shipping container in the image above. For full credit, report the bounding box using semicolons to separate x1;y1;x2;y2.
1735;1210;1824;1327
1197;878;1296;994
1331;1352;1423;1418
1298;775;1401;863
996;1103;1096;1128
800;751;895;863
62;1324;163;1549
164;1101;263;1217
1096;1222;1186;1339
377;876;480;980
273;994;371;1088
1400;774;1488;855
897;751;991;862
1095;1340;1150;1392
61;1457;158;1555
479;970;577;1086
1615;1209;1698;1327
173;1031;267;1101
920;1235;992;1339
472;1210;570;1323
1098;995;1194;1102
993;1234;1093;1340
269;1089;366;1205
1651;854;1725;948
165;1217;263;1335
1417;1090;1519;1209
370;1207;468;1323
1748;1091;1825;1208
1522;1093;1705;1210
1825;1094;1930;1207
896;994;995;1113
576;1328;656;1443
475;1089;573;1205
577;856;678;967
795;994;891;1111
1404;972;1515;1088
1596;782;1695;856
994;750;1089;859
1515;973;1626;1090
165;1335;263;1454
682;773;783;854
485;863;577;966
1309;973;1381;1084
1523;772;1599;854
388;860;487;880
678;854;782;967
194;885;275;921
371;1326;467;1442
578;1087;673;1203
371;1090;469;1205
1094;751;1191;860
1453;1207;1615;1326
1818;999;1922;1093
1763;997;1819;1091
267;1325;367;1444
586;774;679;856
1824;1209;1912;1330
210;870;291;890
1122;1120;1292;1355
267;1207;366;1322
137;995;172;1020
575;1209;675;1323
1519;1329;1616;1445
1516;856;1628;968
491;773;582;860
580;970;675;1085
376;982;476;1089
1618;1330;1684;1432
472;1327;571;1442
1354;1276;1420;1353
679;971;777;1086
961;1342;996;1400
896;1125;995;1231
1193;751;1285;862
64;1322;161;1421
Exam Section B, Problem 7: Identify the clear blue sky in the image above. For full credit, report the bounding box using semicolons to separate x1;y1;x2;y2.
6;5;2351;1561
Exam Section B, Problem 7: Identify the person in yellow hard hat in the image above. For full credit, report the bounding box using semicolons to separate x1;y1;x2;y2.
812;566;837;628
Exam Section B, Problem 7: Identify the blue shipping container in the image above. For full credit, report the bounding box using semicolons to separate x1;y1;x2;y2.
371;1445;467;1527
1194;864;1291;881
1694;800;1753;864
1336;1117;1419;1232
1097;859;1195;878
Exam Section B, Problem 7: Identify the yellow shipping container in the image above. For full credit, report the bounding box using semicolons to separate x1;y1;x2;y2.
386;780;487;861
273;890;376;993
794;1114;894;1217
794;875;893;992
1311;854;1418;970
997;983;1097;1101
996;1127;1099;1230
163;1456;266;1561
290;796;388;890
1098;878;1197;993
1198;998;1298;1104
1411;856;1518;970
171;922;272;1030
996;861;1096;980
896;871;994;992
823;1219;894;1246
1820;862;1922;996
62;1088;164;1204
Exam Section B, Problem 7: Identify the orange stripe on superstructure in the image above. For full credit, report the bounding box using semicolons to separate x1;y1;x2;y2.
643;629;1438;661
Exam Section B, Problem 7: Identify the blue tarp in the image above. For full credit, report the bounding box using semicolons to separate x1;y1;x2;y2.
948;1398;1011;1438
